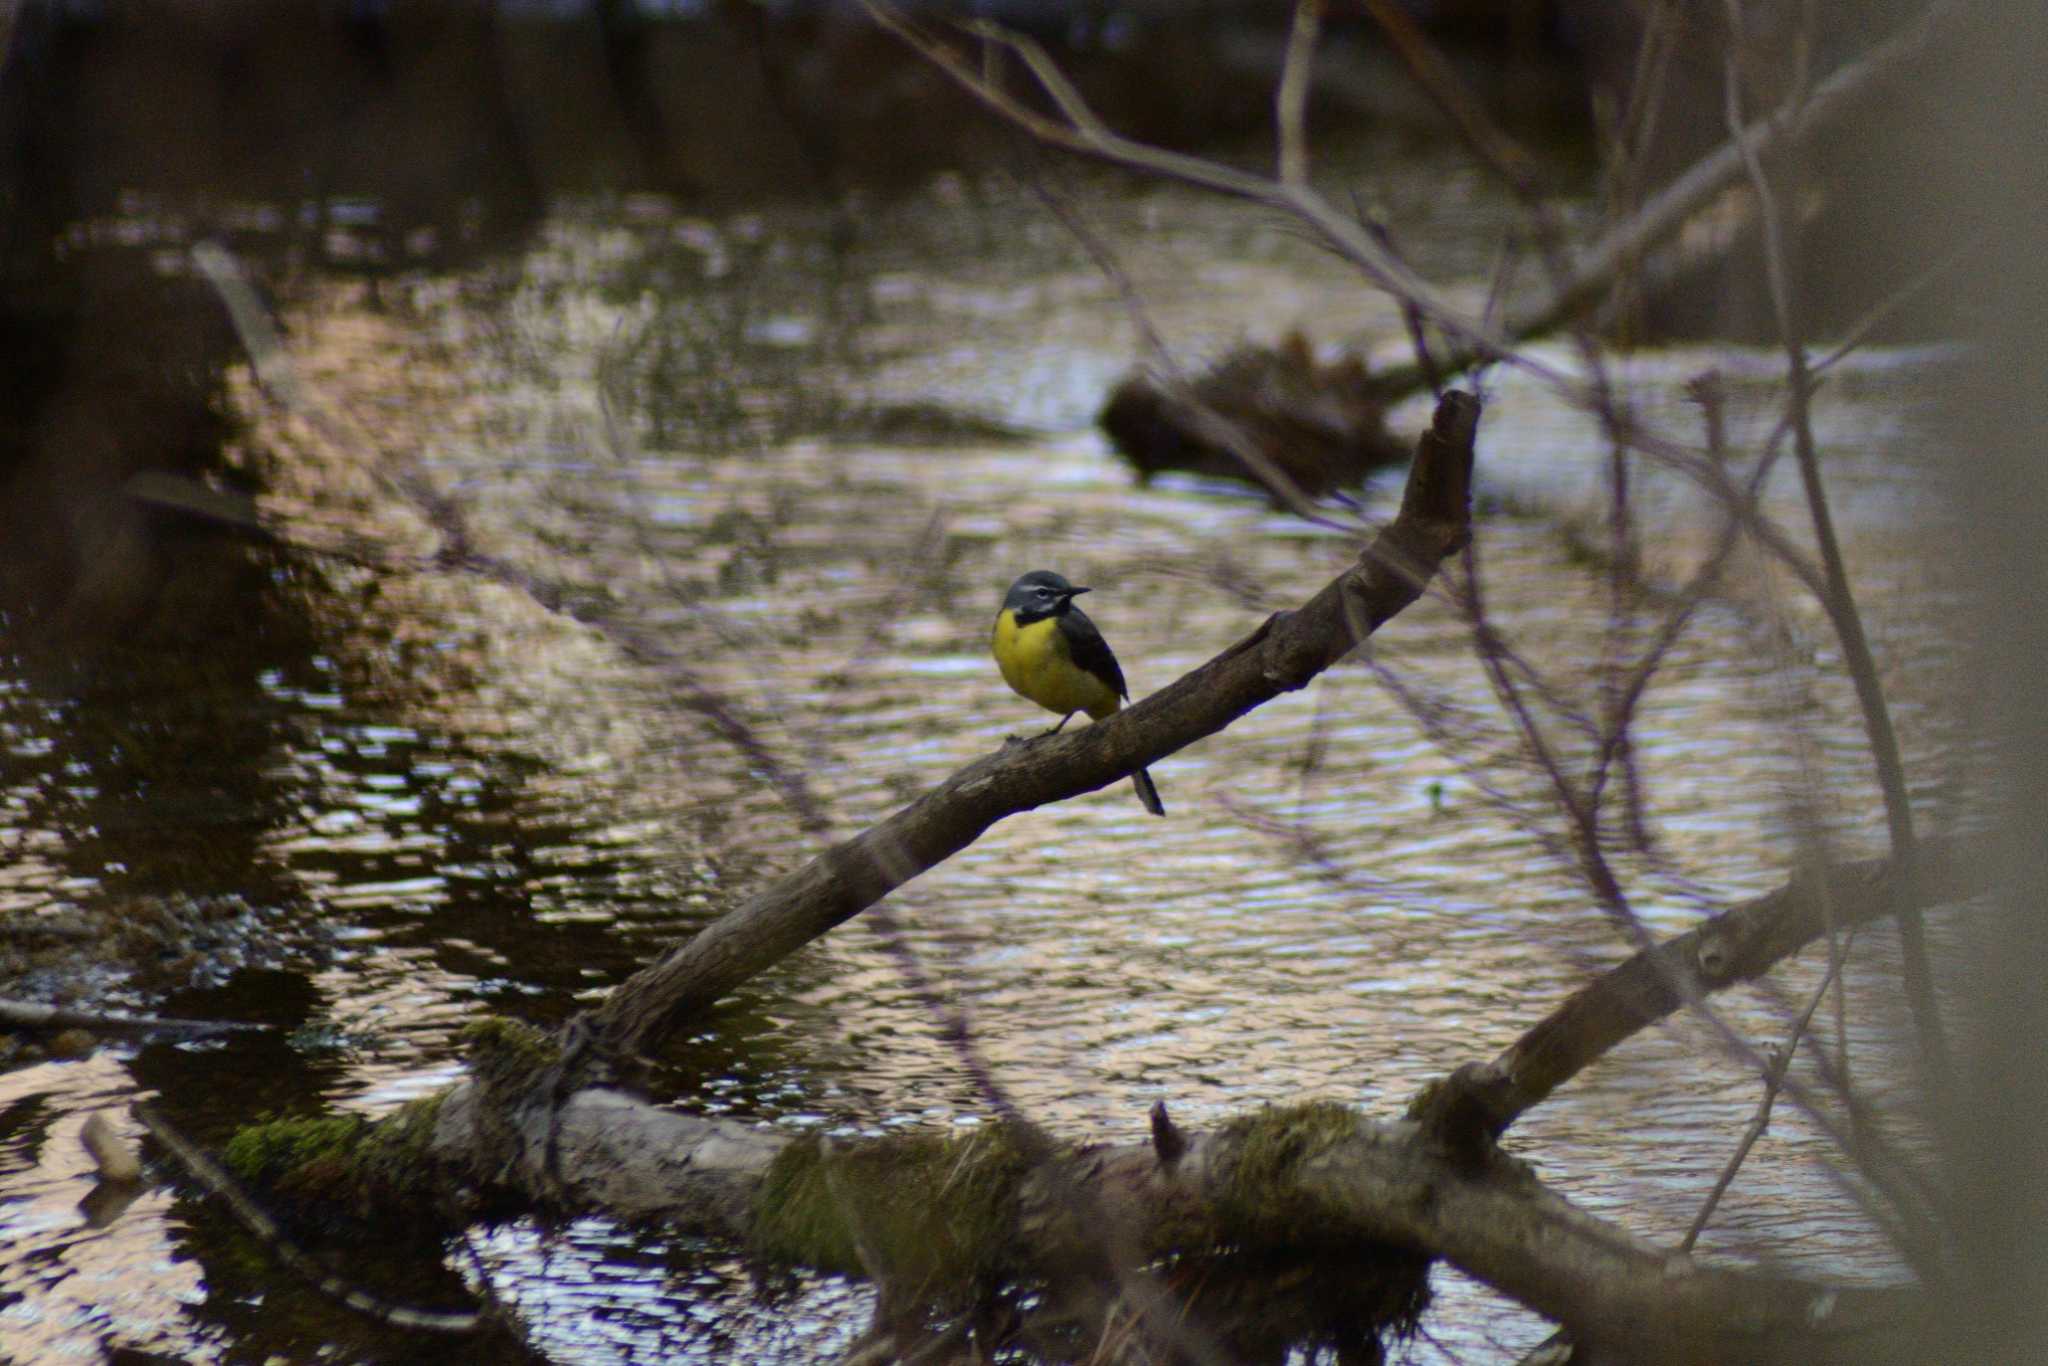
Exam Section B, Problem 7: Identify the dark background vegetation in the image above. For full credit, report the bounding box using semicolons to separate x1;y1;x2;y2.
0;0;1974;638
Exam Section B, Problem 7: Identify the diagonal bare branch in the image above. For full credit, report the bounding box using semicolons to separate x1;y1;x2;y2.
1412;840;1980;1141
583;392;1480;1058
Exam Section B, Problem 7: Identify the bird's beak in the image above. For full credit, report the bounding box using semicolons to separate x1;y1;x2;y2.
1065;586;1092;599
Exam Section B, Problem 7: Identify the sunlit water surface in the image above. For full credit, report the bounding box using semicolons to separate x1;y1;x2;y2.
0;136;1976;1362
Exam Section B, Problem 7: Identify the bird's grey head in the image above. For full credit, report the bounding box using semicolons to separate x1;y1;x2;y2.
1003;570;1090;619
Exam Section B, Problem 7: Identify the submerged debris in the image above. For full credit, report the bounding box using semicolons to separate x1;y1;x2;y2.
80;1112;144;1185
1098;331;1409;502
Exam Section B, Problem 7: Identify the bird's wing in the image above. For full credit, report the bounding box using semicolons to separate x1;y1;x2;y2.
1060;607;1130;699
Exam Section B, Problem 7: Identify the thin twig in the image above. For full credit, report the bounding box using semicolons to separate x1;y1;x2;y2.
1811;235;1979;376
1722;0;1947;1084
1681;929;1855;1251
1365;0;1666;882
863;0;1917;643
1364;0;1541;196
1276;0;1324;186
0;997;268;1039
1450;0;1957;387
960;19;1110;139
860;0;1547;387
1365;211;1446;399
1586;383;1788;816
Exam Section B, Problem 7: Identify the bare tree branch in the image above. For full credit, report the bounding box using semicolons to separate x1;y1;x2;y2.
584;392;1480;1058
859;0;1533;385
1411;840;1980;1142
1403;0;1958;396
0;997;266;1039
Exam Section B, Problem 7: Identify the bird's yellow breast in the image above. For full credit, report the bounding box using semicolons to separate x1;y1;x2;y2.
992;609;1121;719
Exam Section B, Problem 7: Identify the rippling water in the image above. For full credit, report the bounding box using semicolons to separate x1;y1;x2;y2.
0;133;1974;1362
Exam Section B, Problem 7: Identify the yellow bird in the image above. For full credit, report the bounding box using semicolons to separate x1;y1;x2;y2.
991;570;1164;816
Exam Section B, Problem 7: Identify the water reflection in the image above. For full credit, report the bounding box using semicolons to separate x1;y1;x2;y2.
0;138;1970;1361
465;1220;870;1364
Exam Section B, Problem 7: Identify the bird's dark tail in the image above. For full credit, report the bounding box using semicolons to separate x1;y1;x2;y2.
1132;767;1165;817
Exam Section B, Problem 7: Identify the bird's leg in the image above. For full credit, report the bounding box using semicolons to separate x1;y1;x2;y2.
1044;712;1076;736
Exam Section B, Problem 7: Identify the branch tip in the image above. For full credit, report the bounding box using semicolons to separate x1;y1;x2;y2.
1397;388;1480;540
1150;1100;1188;1170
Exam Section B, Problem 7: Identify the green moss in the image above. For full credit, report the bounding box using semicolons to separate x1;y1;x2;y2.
753;1124;1032;1304
219;1088;460;1241
459;1016;561;1097
1215;1101;1364;1239
755;1137;863;1275
223;1113;369;1191
358;1089;449;1179
460;1016;559;1073
1214;1102;1432;1342
212;1019;551;1245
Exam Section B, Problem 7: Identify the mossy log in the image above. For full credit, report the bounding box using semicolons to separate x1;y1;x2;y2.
401;1086;1902;1363
210;831;1972;1359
